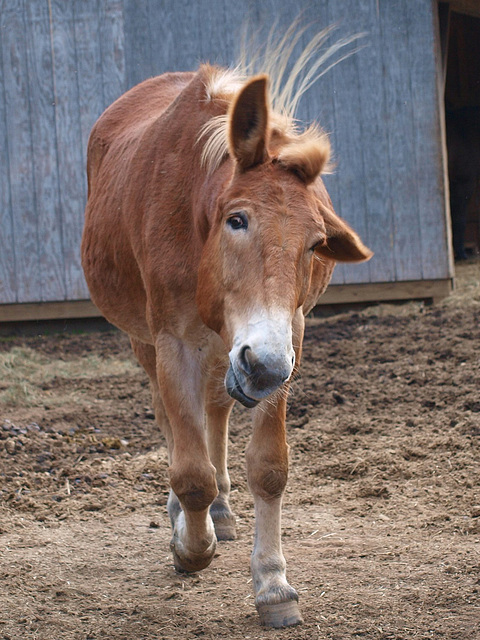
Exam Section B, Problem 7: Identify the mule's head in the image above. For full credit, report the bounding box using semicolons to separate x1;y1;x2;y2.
197;76;372;408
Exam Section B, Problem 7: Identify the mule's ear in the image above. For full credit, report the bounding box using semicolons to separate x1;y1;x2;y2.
317;207;373;263
277;128;331;185
228;75;269;170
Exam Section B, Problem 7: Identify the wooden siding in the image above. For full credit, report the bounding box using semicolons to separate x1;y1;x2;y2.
0;277;453;324
0;0;452;312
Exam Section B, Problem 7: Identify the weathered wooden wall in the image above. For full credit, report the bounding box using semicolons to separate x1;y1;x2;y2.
0;0;452;315
0;0;124;305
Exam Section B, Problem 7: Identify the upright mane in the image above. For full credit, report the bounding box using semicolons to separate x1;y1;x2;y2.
198;22;364;177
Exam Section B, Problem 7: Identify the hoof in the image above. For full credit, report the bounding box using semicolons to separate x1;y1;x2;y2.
170;536;217;573
212;514;237;541
257;600;303;628
210;502;237;541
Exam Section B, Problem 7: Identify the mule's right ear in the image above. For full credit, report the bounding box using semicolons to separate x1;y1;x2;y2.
228;75;269;170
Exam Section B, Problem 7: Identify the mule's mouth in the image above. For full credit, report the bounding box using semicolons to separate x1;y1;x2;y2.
225;365;259;408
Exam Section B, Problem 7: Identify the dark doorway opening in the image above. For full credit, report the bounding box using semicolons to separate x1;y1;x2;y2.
443;8;480;260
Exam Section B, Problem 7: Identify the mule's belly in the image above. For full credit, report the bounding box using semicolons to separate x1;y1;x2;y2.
81;200;152;342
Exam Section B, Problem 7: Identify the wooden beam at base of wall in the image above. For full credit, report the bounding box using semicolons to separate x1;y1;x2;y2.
0;279;453;323
0;300;102;323
317;278;453;306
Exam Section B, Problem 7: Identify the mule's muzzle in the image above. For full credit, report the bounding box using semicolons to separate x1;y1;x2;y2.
225;347;294;408
225;365;259;408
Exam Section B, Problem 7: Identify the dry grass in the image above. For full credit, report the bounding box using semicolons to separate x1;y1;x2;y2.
0;346;139;408
443;258;480;308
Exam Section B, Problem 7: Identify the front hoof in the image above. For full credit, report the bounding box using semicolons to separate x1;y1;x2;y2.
170;536;217;573
256;600;303;628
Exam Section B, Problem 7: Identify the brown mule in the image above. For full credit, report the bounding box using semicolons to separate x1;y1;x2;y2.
82;60;372;627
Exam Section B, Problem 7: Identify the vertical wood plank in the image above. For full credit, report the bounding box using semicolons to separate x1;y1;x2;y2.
123;0;152;89
191;0;229;66
0;0;41;303
148;0;203;74
352;0;396;283
73;0;104;176
337;0;395;283
98;0;125;109
315;0;345;285
407;0;453;279
379;0;423;281
433;0;455;277
241;0;317;122
220;0;250;67
327;0;371;285
25;0;66;301
50;0;89;299
146;0;249;76
0;6;17;303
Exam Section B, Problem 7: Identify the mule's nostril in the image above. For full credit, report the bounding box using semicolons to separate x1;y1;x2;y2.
239;345;254;375
239;346;264;378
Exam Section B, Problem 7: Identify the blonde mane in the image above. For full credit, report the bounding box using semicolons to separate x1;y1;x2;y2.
198;21;365;175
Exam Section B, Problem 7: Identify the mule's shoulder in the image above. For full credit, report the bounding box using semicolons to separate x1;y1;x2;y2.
87;71;197;194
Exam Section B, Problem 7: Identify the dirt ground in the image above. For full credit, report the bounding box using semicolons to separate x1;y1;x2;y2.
1;262;479;640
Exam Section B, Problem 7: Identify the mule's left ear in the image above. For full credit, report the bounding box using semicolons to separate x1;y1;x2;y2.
228;75;269;170
317;206;373;263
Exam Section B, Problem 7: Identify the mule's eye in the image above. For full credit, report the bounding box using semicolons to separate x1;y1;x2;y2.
227;212;248;231
309;239;324;252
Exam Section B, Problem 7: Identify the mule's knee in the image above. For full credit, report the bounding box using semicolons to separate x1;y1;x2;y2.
247;459;288;500
169;462;218;511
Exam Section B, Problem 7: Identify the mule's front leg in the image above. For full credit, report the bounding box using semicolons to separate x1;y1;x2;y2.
168;463;217;573
156;336;218;573
246;397;303;628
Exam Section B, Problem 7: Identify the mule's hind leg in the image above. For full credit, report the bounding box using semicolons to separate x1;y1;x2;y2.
206;374;236;540
130;339;181;525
